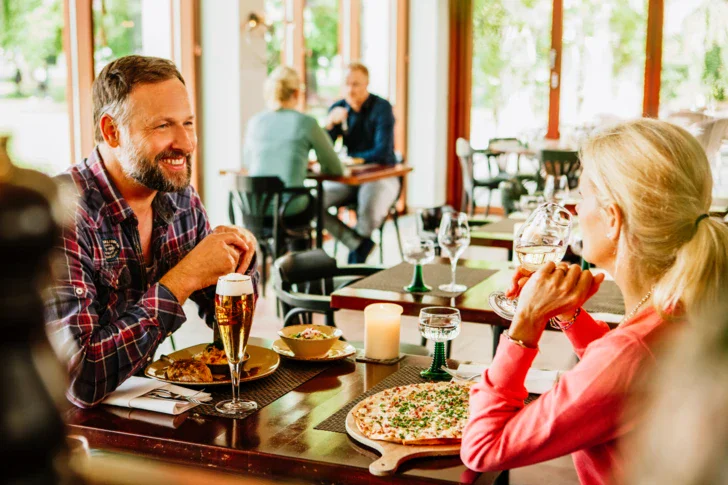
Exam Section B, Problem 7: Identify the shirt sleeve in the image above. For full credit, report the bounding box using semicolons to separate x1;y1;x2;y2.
563;309;611;358
326;102;344;142
460;331;644;472
44;222;186;408
309;119;345;176
349;102;395;164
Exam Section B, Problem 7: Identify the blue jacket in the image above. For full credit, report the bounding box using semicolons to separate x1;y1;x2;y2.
327;94;397;165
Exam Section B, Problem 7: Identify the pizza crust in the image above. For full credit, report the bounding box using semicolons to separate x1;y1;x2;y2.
351;382;472;446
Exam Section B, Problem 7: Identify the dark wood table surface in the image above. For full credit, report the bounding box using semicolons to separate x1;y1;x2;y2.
65;337;499;485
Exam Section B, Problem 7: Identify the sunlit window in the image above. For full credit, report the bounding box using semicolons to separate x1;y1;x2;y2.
0;0;69;175
304;0;342;123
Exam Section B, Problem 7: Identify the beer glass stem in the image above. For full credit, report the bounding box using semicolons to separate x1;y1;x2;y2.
229;361;241;405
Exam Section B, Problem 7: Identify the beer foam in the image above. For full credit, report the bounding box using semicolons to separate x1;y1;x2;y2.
216;273;254;296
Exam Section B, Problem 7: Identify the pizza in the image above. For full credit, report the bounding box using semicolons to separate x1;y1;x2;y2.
352;382;473;445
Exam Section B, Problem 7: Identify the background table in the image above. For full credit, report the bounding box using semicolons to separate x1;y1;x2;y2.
65;337;499;485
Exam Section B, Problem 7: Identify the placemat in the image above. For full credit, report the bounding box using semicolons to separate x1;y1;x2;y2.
584;280;625;315
346;263;497;298
314;364;537;434
193;359;335;419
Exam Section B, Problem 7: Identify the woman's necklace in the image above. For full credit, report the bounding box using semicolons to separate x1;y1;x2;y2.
620;290;652;325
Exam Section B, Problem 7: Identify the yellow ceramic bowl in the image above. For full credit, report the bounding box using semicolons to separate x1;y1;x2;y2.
277;325;343;359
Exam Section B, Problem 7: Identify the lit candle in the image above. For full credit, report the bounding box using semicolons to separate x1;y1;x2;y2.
364;303;403;360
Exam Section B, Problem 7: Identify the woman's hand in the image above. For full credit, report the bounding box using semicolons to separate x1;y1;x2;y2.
506;262;605;348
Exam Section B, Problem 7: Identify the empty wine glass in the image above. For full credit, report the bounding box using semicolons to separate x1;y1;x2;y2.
402;238;435;292
437;212;471;293
419;307;461;380
488;202;572;320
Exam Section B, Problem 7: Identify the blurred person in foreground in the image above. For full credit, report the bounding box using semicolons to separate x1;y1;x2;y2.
44;55;259;408
623;292;728;484
323;62;398;263
243;66;344;221
460;118;728;484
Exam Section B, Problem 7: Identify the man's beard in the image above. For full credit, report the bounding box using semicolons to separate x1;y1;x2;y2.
120;141;192;193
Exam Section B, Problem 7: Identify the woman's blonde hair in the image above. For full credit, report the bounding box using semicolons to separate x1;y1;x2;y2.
580;118;728;317
264;66;302;109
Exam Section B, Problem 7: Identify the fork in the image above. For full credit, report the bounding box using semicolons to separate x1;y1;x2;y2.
146;389;209;406
440;366;480;381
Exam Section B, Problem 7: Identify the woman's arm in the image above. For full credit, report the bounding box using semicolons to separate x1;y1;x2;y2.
309;119;345;176
562;309;611;358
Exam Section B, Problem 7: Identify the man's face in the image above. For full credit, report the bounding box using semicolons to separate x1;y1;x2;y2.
116;78;196;192
344;69;369;110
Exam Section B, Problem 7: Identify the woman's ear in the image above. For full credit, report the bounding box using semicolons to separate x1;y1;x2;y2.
604;203;623;241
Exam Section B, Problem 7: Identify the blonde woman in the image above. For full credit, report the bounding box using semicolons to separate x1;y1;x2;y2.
460;119;728;484
243;66;344;216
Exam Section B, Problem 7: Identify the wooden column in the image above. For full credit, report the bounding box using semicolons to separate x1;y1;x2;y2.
643;0;664;118
349;0;361;62
546;0;563;140
63;0;95;163
394;0;409;212
446;0;473;209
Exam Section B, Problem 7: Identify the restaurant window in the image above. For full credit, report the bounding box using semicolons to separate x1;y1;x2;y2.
560;0;647;137
92;0;174;75
470;0;552;148
0;0;70;175
304;0;342;123
265;0;285;74
660;0;728;116
360;0;395;102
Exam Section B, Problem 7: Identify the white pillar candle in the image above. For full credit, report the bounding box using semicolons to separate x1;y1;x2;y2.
364;303;403;360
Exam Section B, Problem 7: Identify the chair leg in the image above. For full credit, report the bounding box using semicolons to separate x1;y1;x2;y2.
492;325;505;357
169;335;177;352
485;189;493;218
379;225;385;265
334;239;339;259
260;248;268;298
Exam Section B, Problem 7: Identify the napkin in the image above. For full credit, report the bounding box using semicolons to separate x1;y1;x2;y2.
101;376;212;415
456;364;561;394
105;406;189;429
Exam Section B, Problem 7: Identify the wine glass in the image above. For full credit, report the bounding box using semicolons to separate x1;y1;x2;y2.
418;307;461;380
402;238;435;292
214;274;258;414
437;212;471;292
554;175;570;205
488;203;572;320
543;175;556;202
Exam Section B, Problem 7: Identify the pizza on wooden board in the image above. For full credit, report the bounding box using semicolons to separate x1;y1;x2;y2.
352;382;473;446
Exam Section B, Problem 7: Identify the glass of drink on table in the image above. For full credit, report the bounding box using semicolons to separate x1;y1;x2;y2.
402;238;435;292
437;212;471;293
214;273;257;414
419;307;461;381
488;202;572;320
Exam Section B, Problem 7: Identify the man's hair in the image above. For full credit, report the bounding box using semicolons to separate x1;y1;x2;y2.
92;55;185;144
347;62;369;78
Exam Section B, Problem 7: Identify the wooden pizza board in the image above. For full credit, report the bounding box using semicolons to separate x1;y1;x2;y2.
345;403;461;476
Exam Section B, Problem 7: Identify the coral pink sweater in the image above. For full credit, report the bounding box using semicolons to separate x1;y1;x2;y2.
460;307;667;484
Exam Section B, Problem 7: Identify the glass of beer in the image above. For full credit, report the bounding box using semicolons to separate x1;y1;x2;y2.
214;273;257;414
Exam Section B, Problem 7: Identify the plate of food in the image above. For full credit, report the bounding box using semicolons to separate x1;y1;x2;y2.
277;324;344;359
345;381;473;476
145;343;279;386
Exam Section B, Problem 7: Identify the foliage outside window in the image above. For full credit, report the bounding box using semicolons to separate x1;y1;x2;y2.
304;0;341;124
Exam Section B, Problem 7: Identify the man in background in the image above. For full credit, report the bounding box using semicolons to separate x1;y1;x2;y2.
323;62;399;263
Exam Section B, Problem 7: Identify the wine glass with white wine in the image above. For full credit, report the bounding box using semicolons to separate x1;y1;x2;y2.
488;202;572;320
437;212;471;292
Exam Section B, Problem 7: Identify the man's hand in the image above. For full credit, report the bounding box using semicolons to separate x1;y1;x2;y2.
159;232;250;303
212;225;257;273
326;107;348;130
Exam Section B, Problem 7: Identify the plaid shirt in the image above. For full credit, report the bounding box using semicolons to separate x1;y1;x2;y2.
45;148;258;408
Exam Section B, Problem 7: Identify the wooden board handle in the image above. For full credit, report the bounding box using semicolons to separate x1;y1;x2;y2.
369;454;401;476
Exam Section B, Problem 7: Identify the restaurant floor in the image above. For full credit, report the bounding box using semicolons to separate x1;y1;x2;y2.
160;214;580;485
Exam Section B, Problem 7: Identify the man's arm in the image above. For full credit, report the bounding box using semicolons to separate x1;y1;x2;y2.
349;102;395;164
45;224;187;408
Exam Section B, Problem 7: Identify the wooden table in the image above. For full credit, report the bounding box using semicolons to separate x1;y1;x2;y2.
65;337;499;485
308;164;413;248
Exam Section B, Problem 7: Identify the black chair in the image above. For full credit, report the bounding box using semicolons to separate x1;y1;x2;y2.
228;175;316;296
456;138;512;216
272;249;430;356
538;149;581;190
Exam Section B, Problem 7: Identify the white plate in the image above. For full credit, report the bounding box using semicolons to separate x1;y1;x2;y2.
271;339;356;362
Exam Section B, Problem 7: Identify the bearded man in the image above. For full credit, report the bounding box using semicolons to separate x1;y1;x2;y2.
45;56;258;408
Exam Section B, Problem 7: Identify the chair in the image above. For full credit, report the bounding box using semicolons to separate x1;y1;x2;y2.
538;149;581;190
690;117;728;185
272;249;430;356
415;205;455;256
228;175;316;296
457;138;512;216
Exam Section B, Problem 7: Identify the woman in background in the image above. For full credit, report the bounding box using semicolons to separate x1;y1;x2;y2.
460;119;728;484
243;66;344;217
